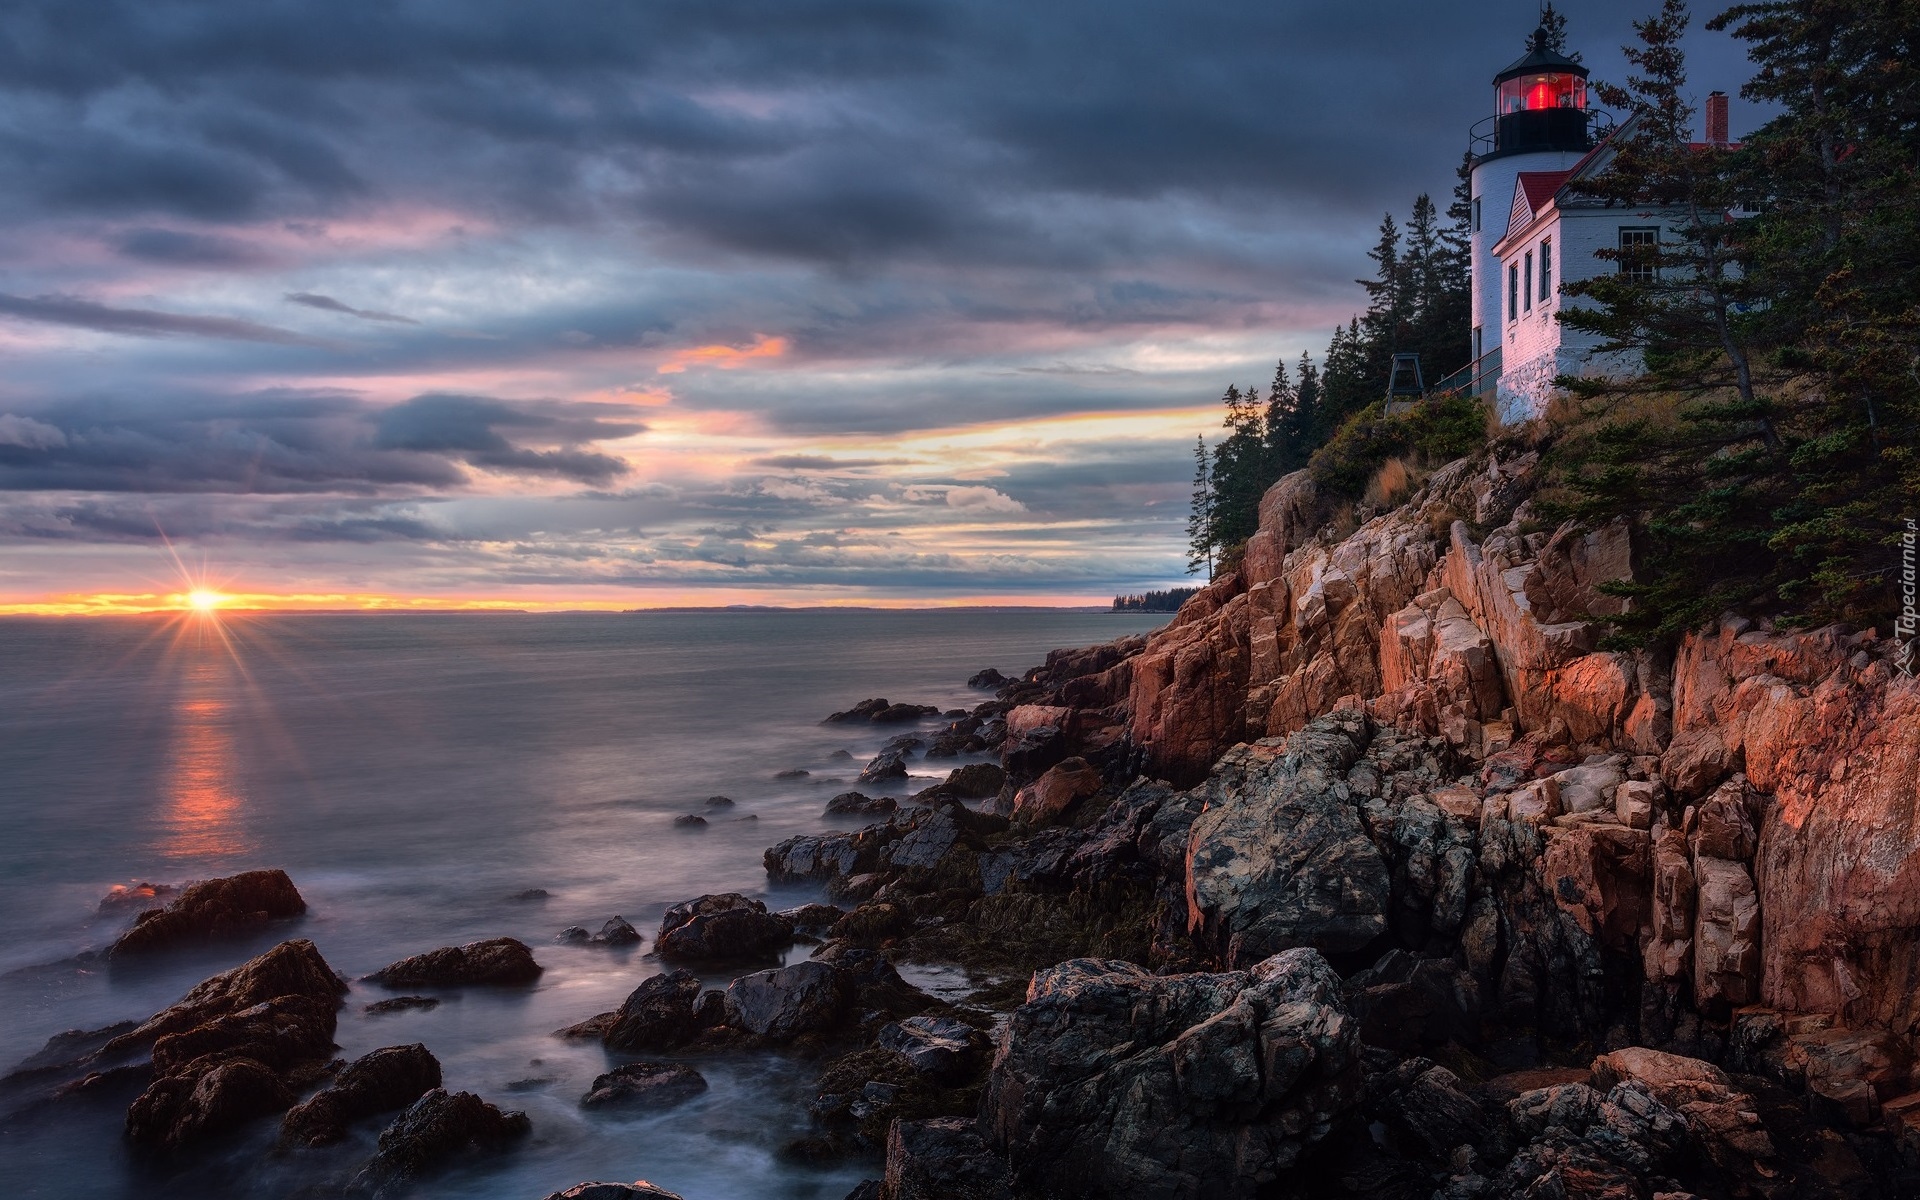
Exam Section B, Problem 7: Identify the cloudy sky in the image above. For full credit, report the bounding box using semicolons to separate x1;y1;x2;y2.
0;0;1759;611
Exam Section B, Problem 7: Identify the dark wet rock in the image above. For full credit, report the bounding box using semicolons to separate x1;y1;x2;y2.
347;1088;529;1195
603;970;703;1053
99;881;177;912
829;699;940;724
673;814;708;829
1373;1059;1499;1159
859;747;913;783
939;763;1005;799
542;1183;686;1200
725;960;850;1039
590;916;641;946
1184;714;1391;964
998;724;1065;781
553;1013;618;1041
843;1183;883;1200
776;768;811;779
655;893;794;960
703;795;736;808
363;996;439;1016
810;945;936;1022
828;698;892;722
826;791;899;817
509;888;550;901
114;940;348;1149
558;926;592;944
580;1061;708;1110
878;1016;987;1080
982;949;1360;1199
778;903;847;936
884;1117;1012;1200
109;869;306;957
829;749;854;760
968;668;1011;689
126;1056;295;1149
691;989;727;1028
281;1043;442;1147
367;938;542;988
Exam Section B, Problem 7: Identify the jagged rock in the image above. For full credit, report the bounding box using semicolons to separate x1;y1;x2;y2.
826;792;899;817
109;869;306;957
1010;758;1101;825
968;668;1011;689
542;1184;685;1200
127;1056;295;1149
580;1062;707;1110
367;938;542;988
877;1017;986;1080
281;1043;442;1147
724;960;849;1039
860;747;912;783
883;1117;1012;1200
1184;714;1390;963
99;881;177;911
348;1088;529;1194
778;903;847;936
590;916;642;946
603;970;703;1053
654;894;793;960
940;762;1006;798
982;949;1360;1199
114;940;348;1149
364;995;439;1016
1691;856;1761;1009
828;699;940;724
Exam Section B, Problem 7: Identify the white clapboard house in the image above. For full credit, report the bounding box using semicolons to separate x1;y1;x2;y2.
1460;16;1734;423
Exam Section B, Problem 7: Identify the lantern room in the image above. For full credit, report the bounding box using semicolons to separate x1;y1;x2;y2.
1487;27;1594;158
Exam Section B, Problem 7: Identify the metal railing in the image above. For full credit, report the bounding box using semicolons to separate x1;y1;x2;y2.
1468;108;1614;160
1432;346;1502;398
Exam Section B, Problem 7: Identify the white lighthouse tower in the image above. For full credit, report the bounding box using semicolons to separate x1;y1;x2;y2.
1467;12;1604;403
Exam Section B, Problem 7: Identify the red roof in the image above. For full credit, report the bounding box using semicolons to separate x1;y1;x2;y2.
1518;170;1574;211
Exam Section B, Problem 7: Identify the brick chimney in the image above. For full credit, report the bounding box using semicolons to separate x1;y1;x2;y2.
1706;91;1729;146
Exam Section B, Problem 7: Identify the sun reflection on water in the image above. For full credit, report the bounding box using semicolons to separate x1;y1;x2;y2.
159;625;253;860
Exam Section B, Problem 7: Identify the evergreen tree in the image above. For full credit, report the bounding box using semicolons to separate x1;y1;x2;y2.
1185;435;1214;578
1261;358;1297;479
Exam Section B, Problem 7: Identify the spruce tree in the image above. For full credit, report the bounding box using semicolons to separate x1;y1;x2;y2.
1186;435;1214;578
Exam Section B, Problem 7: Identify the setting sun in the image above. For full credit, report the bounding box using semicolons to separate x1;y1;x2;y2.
187;589;227;613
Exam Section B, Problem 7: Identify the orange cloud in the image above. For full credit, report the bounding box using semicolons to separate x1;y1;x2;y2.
657;334;787;375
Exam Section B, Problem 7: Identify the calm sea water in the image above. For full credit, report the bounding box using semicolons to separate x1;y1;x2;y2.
0;609;1167;1200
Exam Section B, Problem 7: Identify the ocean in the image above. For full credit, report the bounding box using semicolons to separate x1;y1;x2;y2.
0;609;1168;1199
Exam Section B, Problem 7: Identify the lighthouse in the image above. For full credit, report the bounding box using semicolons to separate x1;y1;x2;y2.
1467;11;1605;407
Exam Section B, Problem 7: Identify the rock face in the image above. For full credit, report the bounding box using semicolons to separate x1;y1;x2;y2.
724;960;849;1039
542;1185;685;1200
1183;714;1390;963
982;949;1360;1199
109;869;306;957
878;1017;987;1081
1009;758;1101;826
115;939;348;1149
580;1062;707;1110
367;938;543;987
348;1088;529;1194
884;1117;1011;1200
603;970;704;1052
281;1043;442;1147
653;894;793;960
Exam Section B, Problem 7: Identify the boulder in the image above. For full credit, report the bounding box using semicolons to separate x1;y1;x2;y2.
580;1062;708;1110
348;1088;529;1194
967;668;1011;689
281;1043;442;1147
883;1117;1012;1200
603;970;703;1053
724;960;849;1039
826;792;899;817
777;903;846;936
105;939;347;1058
367;938;543;988
127;1057;295;1149
1183;715;1390;963
940;762;1006;799
983;949;1360;1199
1009;758;1101;826
877;1017;987;1080
860;747;912;783
542;1185;685;1200
654;894;793;960
109;869;306;957
365;995;440;1016
590;916;642;947
672;814;708;829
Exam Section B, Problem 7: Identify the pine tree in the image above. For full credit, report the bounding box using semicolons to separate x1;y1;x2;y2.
1186;435;1214;579
1261;358;1297;479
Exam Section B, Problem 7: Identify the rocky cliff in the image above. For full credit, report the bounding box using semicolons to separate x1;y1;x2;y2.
818;448;1920;1198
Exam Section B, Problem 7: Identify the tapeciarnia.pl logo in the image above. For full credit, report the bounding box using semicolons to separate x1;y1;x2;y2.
1899;517;1917;677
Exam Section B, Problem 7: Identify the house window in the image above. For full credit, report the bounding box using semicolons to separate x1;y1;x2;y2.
1619;227;1659;282
1473;325;1483;362
1473;198;1481;232
1508;263;1518;322
1540;238;1552;301
1523;252;1533;312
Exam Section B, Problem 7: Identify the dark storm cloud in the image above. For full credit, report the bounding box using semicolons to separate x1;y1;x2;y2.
286;292;418;324
0;391;643;495
0;293;328;346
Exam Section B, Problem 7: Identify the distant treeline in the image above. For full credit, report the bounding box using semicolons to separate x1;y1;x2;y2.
1112;588;1198;612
